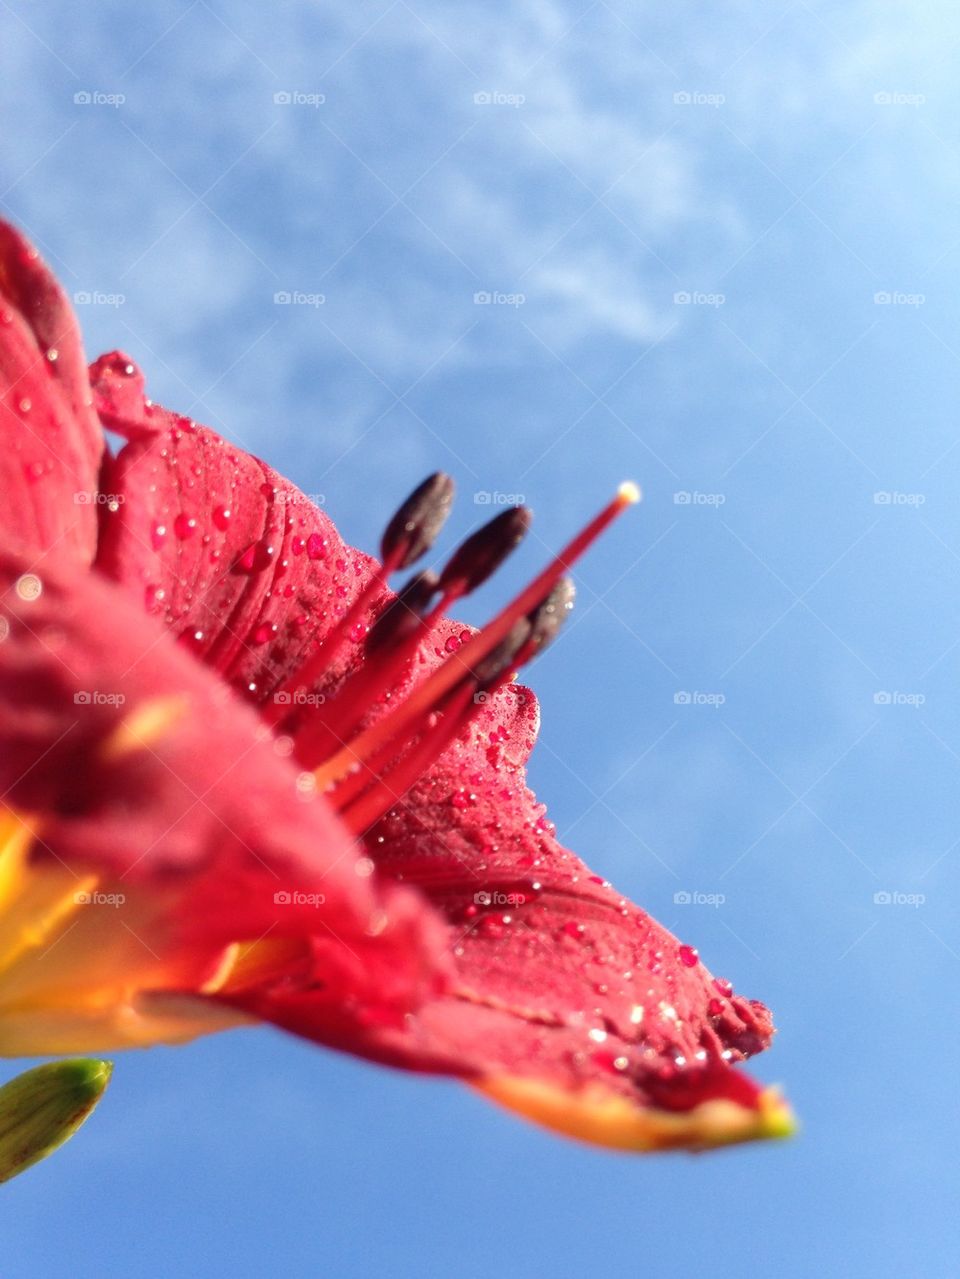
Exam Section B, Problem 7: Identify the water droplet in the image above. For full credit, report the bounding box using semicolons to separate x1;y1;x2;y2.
678;944;699;968
151;522;167;550
173;513;197;539
212;505;232;531
712;976;733;998
236;541;275;573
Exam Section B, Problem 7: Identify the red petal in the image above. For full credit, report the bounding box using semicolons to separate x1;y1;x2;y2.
0;221;103;568
0;552;449;1041
89;353;383;702
242;635;784;1146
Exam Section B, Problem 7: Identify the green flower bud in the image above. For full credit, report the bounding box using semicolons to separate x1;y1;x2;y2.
0;1059;112;1184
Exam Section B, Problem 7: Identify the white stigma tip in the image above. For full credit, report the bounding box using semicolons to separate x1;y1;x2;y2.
617;481;642;505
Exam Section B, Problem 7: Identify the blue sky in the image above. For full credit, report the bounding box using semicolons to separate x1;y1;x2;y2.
2;2;959;1275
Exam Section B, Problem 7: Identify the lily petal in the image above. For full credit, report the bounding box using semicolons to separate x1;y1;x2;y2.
228;641;788;1149
0;222;102;568
90;352;384;701
0;552;449;1055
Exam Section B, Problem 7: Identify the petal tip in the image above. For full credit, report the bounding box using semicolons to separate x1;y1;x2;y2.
473;1074;796;1154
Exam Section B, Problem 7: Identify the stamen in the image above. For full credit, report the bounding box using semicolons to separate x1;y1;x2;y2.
366;570;440;652
437;506;531;606
334;581;575;831
471;620;532;687
339;682;477;834
314;484;638;793
380;472;455;571
517;576;575;664
267;474;452;724
289;507;533;763
337;682;477;832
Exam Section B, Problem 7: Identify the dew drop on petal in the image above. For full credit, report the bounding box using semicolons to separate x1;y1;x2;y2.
173;514;197;539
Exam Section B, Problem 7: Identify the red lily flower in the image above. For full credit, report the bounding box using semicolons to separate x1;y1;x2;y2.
0;219;793;1152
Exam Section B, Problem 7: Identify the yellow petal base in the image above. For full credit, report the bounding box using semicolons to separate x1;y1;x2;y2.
474;1075;796;1153
0;811;250;1056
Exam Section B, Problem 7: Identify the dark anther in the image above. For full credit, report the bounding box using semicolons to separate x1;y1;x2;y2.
381;473;455;571
438;506;532;600
524;576;575;658
366;570;440;651
472;619;533;687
